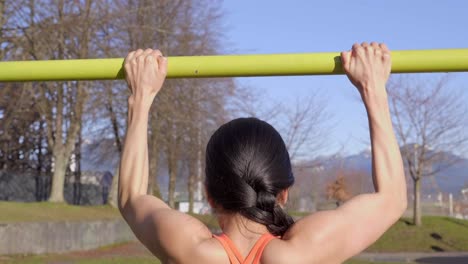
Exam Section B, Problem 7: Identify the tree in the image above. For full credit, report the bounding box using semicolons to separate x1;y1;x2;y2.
388;75;468;226
231;88;331;162
326;176;351;207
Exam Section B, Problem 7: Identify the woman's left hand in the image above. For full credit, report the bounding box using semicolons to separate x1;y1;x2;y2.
124;48;167;110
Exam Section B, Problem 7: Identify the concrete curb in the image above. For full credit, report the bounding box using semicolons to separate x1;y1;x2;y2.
0;219;136;255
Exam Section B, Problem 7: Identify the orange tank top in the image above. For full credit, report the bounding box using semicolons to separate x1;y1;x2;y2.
213;233;275;264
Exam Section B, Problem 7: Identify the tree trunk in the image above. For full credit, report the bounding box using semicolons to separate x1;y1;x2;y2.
149;147;161;198
168;154;177;209
107;166;119;208
413;178;422;226
104;82;122;208
48;153;68;202
188;158;196;213
73;128;82;204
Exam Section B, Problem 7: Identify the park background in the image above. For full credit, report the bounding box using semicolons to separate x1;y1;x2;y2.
1;0;468;263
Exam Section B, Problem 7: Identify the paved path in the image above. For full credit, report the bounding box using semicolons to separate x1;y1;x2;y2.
357;252;468;263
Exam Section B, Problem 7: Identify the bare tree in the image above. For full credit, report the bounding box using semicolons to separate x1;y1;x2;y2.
388;75;468;226
232;88;331;162
282;94;331;161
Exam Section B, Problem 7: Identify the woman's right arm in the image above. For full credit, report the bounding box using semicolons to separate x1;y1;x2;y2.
284;42;407;264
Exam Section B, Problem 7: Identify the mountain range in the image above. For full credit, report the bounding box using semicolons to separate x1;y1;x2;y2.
313;147;468;196
81;139;468;197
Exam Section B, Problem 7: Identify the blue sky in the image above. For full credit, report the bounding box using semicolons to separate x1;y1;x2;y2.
222;0;468;156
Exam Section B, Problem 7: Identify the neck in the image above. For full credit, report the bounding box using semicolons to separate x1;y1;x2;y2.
217;212;269;239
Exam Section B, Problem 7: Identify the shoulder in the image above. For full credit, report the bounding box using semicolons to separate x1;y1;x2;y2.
175;236;229;264
260;238;303;264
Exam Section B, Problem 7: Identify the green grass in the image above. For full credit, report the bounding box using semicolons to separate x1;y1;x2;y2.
0;256;160;264
0;255;403;264
345;260;409;264
1;202;468;253
367;216;468;252
0;201;121;223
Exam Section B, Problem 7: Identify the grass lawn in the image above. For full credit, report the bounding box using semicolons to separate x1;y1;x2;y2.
345;261;408;264
0;201;222;229
367;216;468;252
0;241;411;264
1;201;468;259
0;256;160;264
0;201;121;223
0;255;407;264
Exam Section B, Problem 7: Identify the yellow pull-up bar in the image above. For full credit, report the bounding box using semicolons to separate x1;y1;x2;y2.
0;49;467;82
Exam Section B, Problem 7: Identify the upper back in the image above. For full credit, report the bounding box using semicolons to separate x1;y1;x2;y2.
190;235;298;264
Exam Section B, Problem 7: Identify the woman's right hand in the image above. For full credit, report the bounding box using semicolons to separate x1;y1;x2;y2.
341;42;391;107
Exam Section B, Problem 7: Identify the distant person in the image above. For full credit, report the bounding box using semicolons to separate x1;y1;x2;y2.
118;42;407;263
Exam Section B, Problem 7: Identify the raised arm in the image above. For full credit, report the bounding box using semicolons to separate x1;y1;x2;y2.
118;49;212;262
284;43;407;263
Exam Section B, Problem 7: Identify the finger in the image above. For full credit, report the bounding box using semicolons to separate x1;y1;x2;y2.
156;54;168;76
134;49;144;61
379;43;391;61
143;49;155;69
144;53;155;66
340;51;351;71
380;43;390;53
125;51;136;64
352;43;364;57
352;43;360;51
151;50;163;64
124;67;132;89
362;41;374;55
134;49;144;59
143;48;153;56
134;48;144;55
135;49;146;67
124;51;136;88
124;51;135;74
143;55;156;80
151;50;164;73
152;49;163;57
371;42;382;56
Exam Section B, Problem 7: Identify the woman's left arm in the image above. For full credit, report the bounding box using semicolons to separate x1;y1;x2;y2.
118;49;212;262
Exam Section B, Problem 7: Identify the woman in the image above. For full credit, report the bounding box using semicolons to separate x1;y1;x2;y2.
118;42;407;264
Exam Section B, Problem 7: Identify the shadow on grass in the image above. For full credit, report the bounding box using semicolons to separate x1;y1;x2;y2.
430;245;444;252
415;256;468;264
430;232;462;251
401;219;413;225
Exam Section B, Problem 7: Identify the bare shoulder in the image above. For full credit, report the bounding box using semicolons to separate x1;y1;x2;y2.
261;238;304;264
179;236;230;264
122;195;214;262
274;194;402;263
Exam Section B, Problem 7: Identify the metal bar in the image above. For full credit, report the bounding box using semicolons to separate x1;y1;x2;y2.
0;49;467;82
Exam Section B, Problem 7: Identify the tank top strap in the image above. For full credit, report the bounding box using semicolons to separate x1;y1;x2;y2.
244;233;275;264
213;234;244;264
213;233;276;264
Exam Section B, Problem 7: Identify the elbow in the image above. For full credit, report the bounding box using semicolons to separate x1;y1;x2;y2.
117;191;130;215
391;194;407;222
381;191;407;221
399;196;408;215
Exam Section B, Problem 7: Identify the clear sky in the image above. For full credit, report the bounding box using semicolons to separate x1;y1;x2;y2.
222;0;468;156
